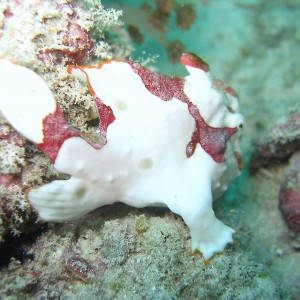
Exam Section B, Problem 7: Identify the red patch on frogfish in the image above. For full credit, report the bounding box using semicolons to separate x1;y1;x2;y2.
180;52;210;72
3;9;14;18
93;95;116;145
128;59;237;163
36;106;79;163
225;86;238;98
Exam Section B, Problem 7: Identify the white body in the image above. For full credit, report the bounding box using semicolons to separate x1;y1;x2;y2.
0;59;243;259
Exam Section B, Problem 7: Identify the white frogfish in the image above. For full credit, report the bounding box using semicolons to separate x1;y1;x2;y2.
0;53;243;259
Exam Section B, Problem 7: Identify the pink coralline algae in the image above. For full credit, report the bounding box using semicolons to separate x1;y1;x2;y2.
279;172;300;233
1;1;94;67
38;2;94;66
37;106;79;164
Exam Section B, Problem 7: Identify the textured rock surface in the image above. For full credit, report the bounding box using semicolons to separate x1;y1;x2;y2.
0;206;285;299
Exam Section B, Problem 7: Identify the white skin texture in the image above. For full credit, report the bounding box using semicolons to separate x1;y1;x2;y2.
0;60;243;260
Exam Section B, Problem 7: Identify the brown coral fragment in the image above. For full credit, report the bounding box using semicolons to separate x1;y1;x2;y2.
176;4;196;30
127;24;143;44
149;10;170;32
148;0;174;32
155;0;174;14
167;40;185;64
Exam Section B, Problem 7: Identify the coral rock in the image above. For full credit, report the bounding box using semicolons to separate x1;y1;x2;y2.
279;171;300;233
250;111;300;173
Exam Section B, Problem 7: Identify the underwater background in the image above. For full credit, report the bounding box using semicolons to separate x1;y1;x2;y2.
0;0;300;299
